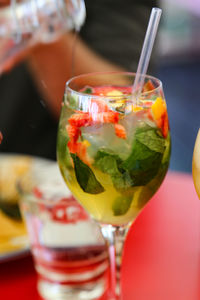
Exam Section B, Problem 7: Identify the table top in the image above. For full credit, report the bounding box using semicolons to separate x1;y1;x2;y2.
1;171;200;300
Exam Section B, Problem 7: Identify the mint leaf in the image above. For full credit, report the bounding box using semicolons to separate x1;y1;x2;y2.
120;125;166;186
71;154;105;194
112;195;132;216
135;129;165;153
112;171;133;191
122;140;162;186
93;125;167;217
95;150;122;176
57;127;72;168
81;86;93;94
95;149;133;191
147;133;171;193
162;132;171;164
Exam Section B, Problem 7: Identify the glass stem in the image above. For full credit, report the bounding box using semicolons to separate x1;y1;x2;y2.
100;224;129;300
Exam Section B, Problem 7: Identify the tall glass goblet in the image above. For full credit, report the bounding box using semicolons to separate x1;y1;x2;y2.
57;72;171;299
192;129;200;198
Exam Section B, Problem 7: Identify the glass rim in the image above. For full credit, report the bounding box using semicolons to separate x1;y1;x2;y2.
65;71;163;99
20;192;73;205
18;180;73;205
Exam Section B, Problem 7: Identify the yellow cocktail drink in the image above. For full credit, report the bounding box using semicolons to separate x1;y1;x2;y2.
57;83;170;226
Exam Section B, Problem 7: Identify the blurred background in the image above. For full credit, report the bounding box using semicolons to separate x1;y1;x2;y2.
0;0;199;174
157;0;200;173
0;1;199;294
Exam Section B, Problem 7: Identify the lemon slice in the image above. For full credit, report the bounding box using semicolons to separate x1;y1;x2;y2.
192;129;200;199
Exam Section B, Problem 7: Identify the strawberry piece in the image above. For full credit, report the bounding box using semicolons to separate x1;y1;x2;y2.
90;99;109;113
93;111;119;124
93;86;115;96
68;140;78;154
66;124;80;142
143;101;153;107
162;114;169;138
114;123;127;139
155;111;169;138
147;108;154;121
118;86;132;94
68;140;92;165
160;112;169;138
93;86;132;96
142;80;155;92
68;113;90;127
77;142;93;166
76;142;87;159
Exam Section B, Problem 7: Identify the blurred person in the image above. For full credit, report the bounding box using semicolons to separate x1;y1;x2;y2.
0;0;158;159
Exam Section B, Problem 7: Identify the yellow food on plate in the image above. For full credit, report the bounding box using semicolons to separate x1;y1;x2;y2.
0;155;32;204
0;210;28;253
0;155;32;254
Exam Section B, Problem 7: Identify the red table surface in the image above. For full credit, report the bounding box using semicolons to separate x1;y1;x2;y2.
1;171;200;300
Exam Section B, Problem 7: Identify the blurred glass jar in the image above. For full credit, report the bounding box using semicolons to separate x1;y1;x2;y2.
18;158;108;300
0;0;86;72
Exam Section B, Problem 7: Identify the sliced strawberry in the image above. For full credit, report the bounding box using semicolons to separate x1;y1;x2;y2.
155;111;169;138
93;86;115;96
68;113;90;127
160;112;169;138
143;101;153;107
68;140;92;166
147;108;154;121
93;111;119;124
76;142;93;166
68;140;78;154
114;123;127;139
66;124;80;142
162;114;169;138
76;142;87;158
118;86;132;94
93;86;132;96
90;99;109;113
142;80;155;92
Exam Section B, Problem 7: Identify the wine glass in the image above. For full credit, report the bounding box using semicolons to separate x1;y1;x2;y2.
57;71;171;299
192;129;200;198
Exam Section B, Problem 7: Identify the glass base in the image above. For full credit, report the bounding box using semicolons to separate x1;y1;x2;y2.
37;277;107;300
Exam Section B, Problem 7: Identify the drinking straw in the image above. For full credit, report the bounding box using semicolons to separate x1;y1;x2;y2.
132;7;162;103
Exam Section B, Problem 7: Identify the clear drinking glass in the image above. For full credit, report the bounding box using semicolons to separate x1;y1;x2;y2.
57;71;171;299
19;158;109;300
